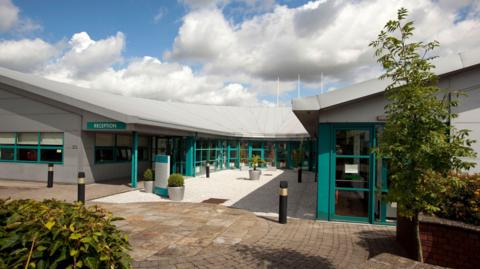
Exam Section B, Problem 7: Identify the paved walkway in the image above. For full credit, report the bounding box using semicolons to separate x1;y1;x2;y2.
0;178;138;202
95;169;318;219
100;202;405;269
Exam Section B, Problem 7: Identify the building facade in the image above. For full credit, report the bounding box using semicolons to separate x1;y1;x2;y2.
0;67;313;188
293;52;480;225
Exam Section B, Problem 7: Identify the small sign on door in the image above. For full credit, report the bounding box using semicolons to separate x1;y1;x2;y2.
345;164;359;174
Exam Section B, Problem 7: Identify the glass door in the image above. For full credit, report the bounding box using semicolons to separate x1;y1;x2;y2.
332;128;373;222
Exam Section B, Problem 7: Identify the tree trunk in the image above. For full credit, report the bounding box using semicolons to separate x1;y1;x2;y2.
396;214;424;262
413;214;424;263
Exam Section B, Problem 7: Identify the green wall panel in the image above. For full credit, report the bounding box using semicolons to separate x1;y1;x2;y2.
317;124;331;220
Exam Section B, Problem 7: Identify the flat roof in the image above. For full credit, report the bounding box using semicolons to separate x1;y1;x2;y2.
0;67;308;139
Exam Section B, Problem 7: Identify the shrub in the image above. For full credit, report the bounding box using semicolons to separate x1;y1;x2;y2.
435;173;480;226
168;173;184;187
249;155;264;170
143;168;154;181
0;199;131;269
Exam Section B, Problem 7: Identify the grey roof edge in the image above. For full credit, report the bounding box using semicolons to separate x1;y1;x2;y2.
0;71;137;124
138;117;308;139
292;49;480;112
0;67;309;138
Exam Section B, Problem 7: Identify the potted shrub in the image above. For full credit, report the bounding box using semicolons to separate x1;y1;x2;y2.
168;173;185;201
249;154;264;180
143;168;154;193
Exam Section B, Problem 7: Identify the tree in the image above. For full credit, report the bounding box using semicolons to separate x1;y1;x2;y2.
369;8;476;262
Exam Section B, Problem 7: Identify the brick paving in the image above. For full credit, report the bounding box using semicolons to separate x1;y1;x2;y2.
100;202;411;269
0;178;138;202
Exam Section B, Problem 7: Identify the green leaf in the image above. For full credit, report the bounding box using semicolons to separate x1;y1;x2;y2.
69;249;79;257
36;245;47;252
44;221;55;231
36;260;46;269
69;233;81;240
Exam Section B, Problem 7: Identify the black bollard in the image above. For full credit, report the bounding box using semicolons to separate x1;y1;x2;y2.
47;163;54;188
206;163;210;178
297;167;302;183
279;181;288;224
77;172;85;204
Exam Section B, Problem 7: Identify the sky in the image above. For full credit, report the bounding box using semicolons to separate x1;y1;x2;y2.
0;0;479;106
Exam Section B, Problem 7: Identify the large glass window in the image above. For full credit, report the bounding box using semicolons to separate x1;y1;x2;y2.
40;148;63;162
0;132;63;163
94;134;150;163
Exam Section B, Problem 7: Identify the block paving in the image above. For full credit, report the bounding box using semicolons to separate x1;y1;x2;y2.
100;202;415;269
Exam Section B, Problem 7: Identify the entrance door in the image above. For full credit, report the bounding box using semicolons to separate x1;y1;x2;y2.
332;127;373;222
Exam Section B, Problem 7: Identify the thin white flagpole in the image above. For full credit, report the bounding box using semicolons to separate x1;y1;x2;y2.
276;76;280;107
297;74;300;98
320;72;324;94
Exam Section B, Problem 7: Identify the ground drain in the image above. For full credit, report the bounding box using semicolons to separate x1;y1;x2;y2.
202;198;228;204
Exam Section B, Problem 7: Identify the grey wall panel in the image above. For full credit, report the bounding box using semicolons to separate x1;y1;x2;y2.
318;94;387;123
453;88;480;123
0;89;83;183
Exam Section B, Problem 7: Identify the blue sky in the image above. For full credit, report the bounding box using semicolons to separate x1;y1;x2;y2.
6;0;310;59
0;0;479;106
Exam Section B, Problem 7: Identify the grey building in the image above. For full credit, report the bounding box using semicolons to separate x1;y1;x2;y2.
0;67;311;186
292;50;480;224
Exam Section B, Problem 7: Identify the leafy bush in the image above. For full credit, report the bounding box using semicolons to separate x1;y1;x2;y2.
168;173;184;187
249;155;264;170
143;168;154;181
0;199;131;269
435;173;480;225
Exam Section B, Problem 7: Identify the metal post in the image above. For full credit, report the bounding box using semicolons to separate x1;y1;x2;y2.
279;181;288;224
47;163;54;188
298;167;302;183
77;172;85;204
206;162;210;178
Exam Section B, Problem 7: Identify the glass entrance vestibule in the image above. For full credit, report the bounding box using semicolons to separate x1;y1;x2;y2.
149;136;317;177
317;123;396;225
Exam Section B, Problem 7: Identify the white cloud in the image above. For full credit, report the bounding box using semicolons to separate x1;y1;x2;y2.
0;38;58;72
0;0;41;33
0;0;479;106
31;33;260;106
168;0;480;96
42;32;125;79
0;0;18;32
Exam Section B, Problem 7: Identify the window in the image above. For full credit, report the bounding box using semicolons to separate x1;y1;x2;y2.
95;134;150;163
95;134;115;163
41;149;63;162
0;132;64;163
138;136;149;161
0;133;15;161
40;133;63;162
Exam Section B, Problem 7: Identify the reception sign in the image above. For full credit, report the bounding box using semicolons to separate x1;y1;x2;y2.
86;122;126;130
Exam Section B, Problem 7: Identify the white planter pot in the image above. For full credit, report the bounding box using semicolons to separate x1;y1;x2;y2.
249;169;261;180
168;186;185;201
144;181;154;193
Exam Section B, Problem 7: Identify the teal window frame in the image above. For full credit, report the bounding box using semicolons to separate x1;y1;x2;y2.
330;125;373;223
0;132;64;164
323;123;393;225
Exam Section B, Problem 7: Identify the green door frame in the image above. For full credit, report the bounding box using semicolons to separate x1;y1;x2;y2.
317;123;390;225
329;124;374;223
